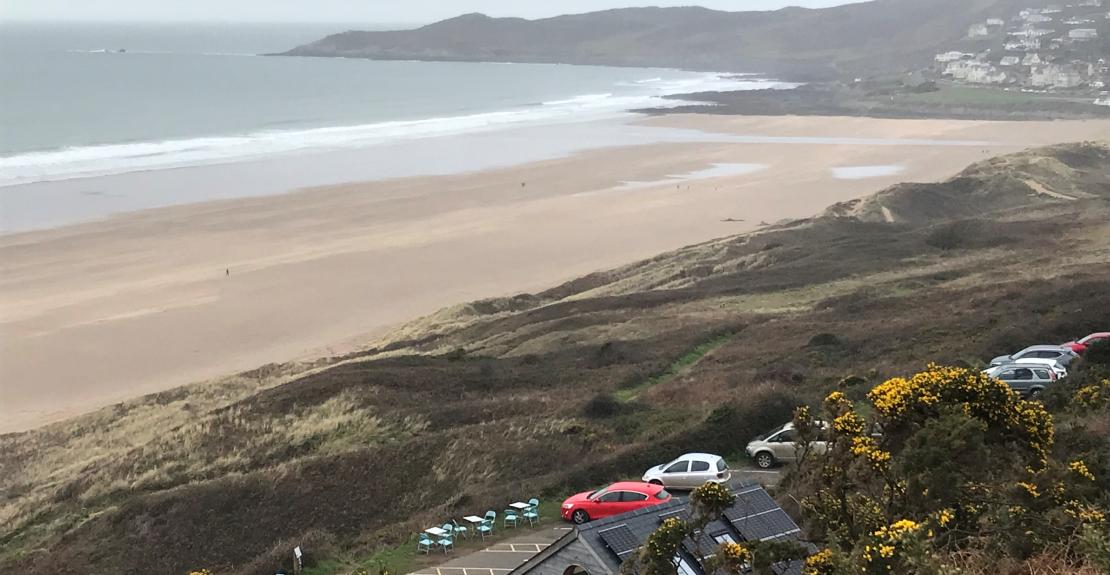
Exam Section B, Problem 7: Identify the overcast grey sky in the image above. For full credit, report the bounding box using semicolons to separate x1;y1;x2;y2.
2;0;860;24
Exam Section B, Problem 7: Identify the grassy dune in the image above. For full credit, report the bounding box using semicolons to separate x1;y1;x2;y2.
2;142;1110;574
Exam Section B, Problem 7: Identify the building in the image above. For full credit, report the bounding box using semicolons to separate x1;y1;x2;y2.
986;18;1006;26
1023;52;1043;66
968;23;991;37
935;51;972;63
966;65;1009;84
512;484;813;575
1031;64;1083;88
1069;28;1099;40
1005;38;1042;50
1025;13;1054;23
1078;0;1102;7
1000;56;1022;66
944;59;976;79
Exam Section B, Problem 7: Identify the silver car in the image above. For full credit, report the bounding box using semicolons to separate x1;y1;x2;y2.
745;422;829;469
642;453;730;489
984;364;1057;397
990;345;1078;367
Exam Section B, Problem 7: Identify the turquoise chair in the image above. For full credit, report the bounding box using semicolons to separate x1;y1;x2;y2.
477;518;494;540
417;533;434;554
524;500;540;526
437;523;455;554
484;510;497;529
452;519;469;539
504;508;519;528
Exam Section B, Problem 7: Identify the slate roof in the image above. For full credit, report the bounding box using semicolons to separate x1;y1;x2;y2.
513;483;811;575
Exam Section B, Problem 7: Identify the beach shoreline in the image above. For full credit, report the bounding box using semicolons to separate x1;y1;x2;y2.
3;113;1109;434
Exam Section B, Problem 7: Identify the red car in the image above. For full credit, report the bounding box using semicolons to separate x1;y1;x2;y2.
561;481;672;524
1063;332;1110;355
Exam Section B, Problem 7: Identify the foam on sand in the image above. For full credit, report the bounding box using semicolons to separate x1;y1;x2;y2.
0;74;795;187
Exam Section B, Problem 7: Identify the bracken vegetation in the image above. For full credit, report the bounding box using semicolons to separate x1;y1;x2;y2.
2;143;1110;574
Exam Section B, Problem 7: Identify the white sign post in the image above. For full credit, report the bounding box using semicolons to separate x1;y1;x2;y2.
293;546;303;575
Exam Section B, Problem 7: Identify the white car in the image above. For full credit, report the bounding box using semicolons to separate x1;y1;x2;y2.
642;453;730;489
985;358;1067;379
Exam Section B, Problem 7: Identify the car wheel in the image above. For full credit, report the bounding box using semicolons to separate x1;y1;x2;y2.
571;510;590;525
754;452;776;469
649;479;663;486
1029;387;1043;398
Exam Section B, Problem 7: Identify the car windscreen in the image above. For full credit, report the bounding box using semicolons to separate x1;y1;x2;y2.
656;489;671;500
755;424;786;441
716;459;727;472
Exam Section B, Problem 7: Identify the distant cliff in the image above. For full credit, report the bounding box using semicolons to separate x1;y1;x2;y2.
281;0;1025;80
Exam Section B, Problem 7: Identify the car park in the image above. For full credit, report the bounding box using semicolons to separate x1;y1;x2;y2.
989;345;1078;367
1062;332;1110;355
641;453;730;489
745;422;828;469
560;481;672;524
984;364;1056;397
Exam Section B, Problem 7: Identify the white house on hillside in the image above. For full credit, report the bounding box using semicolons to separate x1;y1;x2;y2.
969;23;991;37
1031;64;1083;88
1069;28;1099;40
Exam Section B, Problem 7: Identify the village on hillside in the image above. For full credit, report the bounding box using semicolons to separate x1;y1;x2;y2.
933;1;1110;104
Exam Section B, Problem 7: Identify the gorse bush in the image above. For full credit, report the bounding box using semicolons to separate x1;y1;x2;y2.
792;364;1108;573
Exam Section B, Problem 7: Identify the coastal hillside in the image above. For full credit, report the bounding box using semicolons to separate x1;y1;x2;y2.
3;143;1110;574
282;0;1026;80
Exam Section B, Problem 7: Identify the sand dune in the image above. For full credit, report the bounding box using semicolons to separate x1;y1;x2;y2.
2;114;1108;433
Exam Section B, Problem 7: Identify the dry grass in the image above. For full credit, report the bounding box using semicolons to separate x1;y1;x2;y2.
3;143;1110;574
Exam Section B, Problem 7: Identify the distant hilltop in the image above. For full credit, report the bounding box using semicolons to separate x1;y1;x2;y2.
281;0;1030;80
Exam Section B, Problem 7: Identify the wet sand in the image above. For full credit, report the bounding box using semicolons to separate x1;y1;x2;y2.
2;114;1108;433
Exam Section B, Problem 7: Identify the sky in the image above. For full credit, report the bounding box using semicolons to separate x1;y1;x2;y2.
2;0;860;24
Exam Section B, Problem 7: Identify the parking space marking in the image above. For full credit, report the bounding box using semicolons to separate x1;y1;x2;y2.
480;543;549;553
434;569;514;575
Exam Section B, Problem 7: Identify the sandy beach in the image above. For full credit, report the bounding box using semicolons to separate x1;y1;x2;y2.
2;114;1108;433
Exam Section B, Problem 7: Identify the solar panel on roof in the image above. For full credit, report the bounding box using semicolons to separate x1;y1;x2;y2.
657;508;687;521
598;524;640;560
731;508;801;542
730;490;779;515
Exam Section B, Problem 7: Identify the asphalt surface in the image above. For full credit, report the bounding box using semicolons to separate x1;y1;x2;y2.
409;527;569;575
406;466;783;575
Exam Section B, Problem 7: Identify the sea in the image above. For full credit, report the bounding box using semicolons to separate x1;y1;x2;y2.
0;21;788;192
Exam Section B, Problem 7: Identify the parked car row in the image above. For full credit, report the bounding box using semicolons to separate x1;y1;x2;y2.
560;453;731;524
560;333;1110;523
985;331;1107;397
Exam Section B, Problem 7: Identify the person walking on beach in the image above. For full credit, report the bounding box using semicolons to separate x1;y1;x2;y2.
226;268;230;278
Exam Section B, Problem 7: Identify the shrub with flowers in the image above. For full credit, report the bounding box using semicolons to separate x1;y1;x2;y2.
792;364;1110;573
690;480;735;527
859;519;923;573
635;517;690;575
713;541;753;573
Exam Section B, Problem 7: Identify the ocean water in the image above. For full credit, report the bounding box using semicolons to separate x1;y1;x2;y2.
0;21;790;187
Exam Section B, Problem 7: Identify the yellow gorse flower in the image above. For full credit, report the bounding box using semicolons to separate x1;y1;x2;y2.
1069;460;1096;481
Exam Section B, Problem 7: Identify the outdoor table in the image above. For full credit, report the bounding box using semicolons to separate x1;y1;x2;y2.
510;502;530;510
464;515;485;525
425;526;449;537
